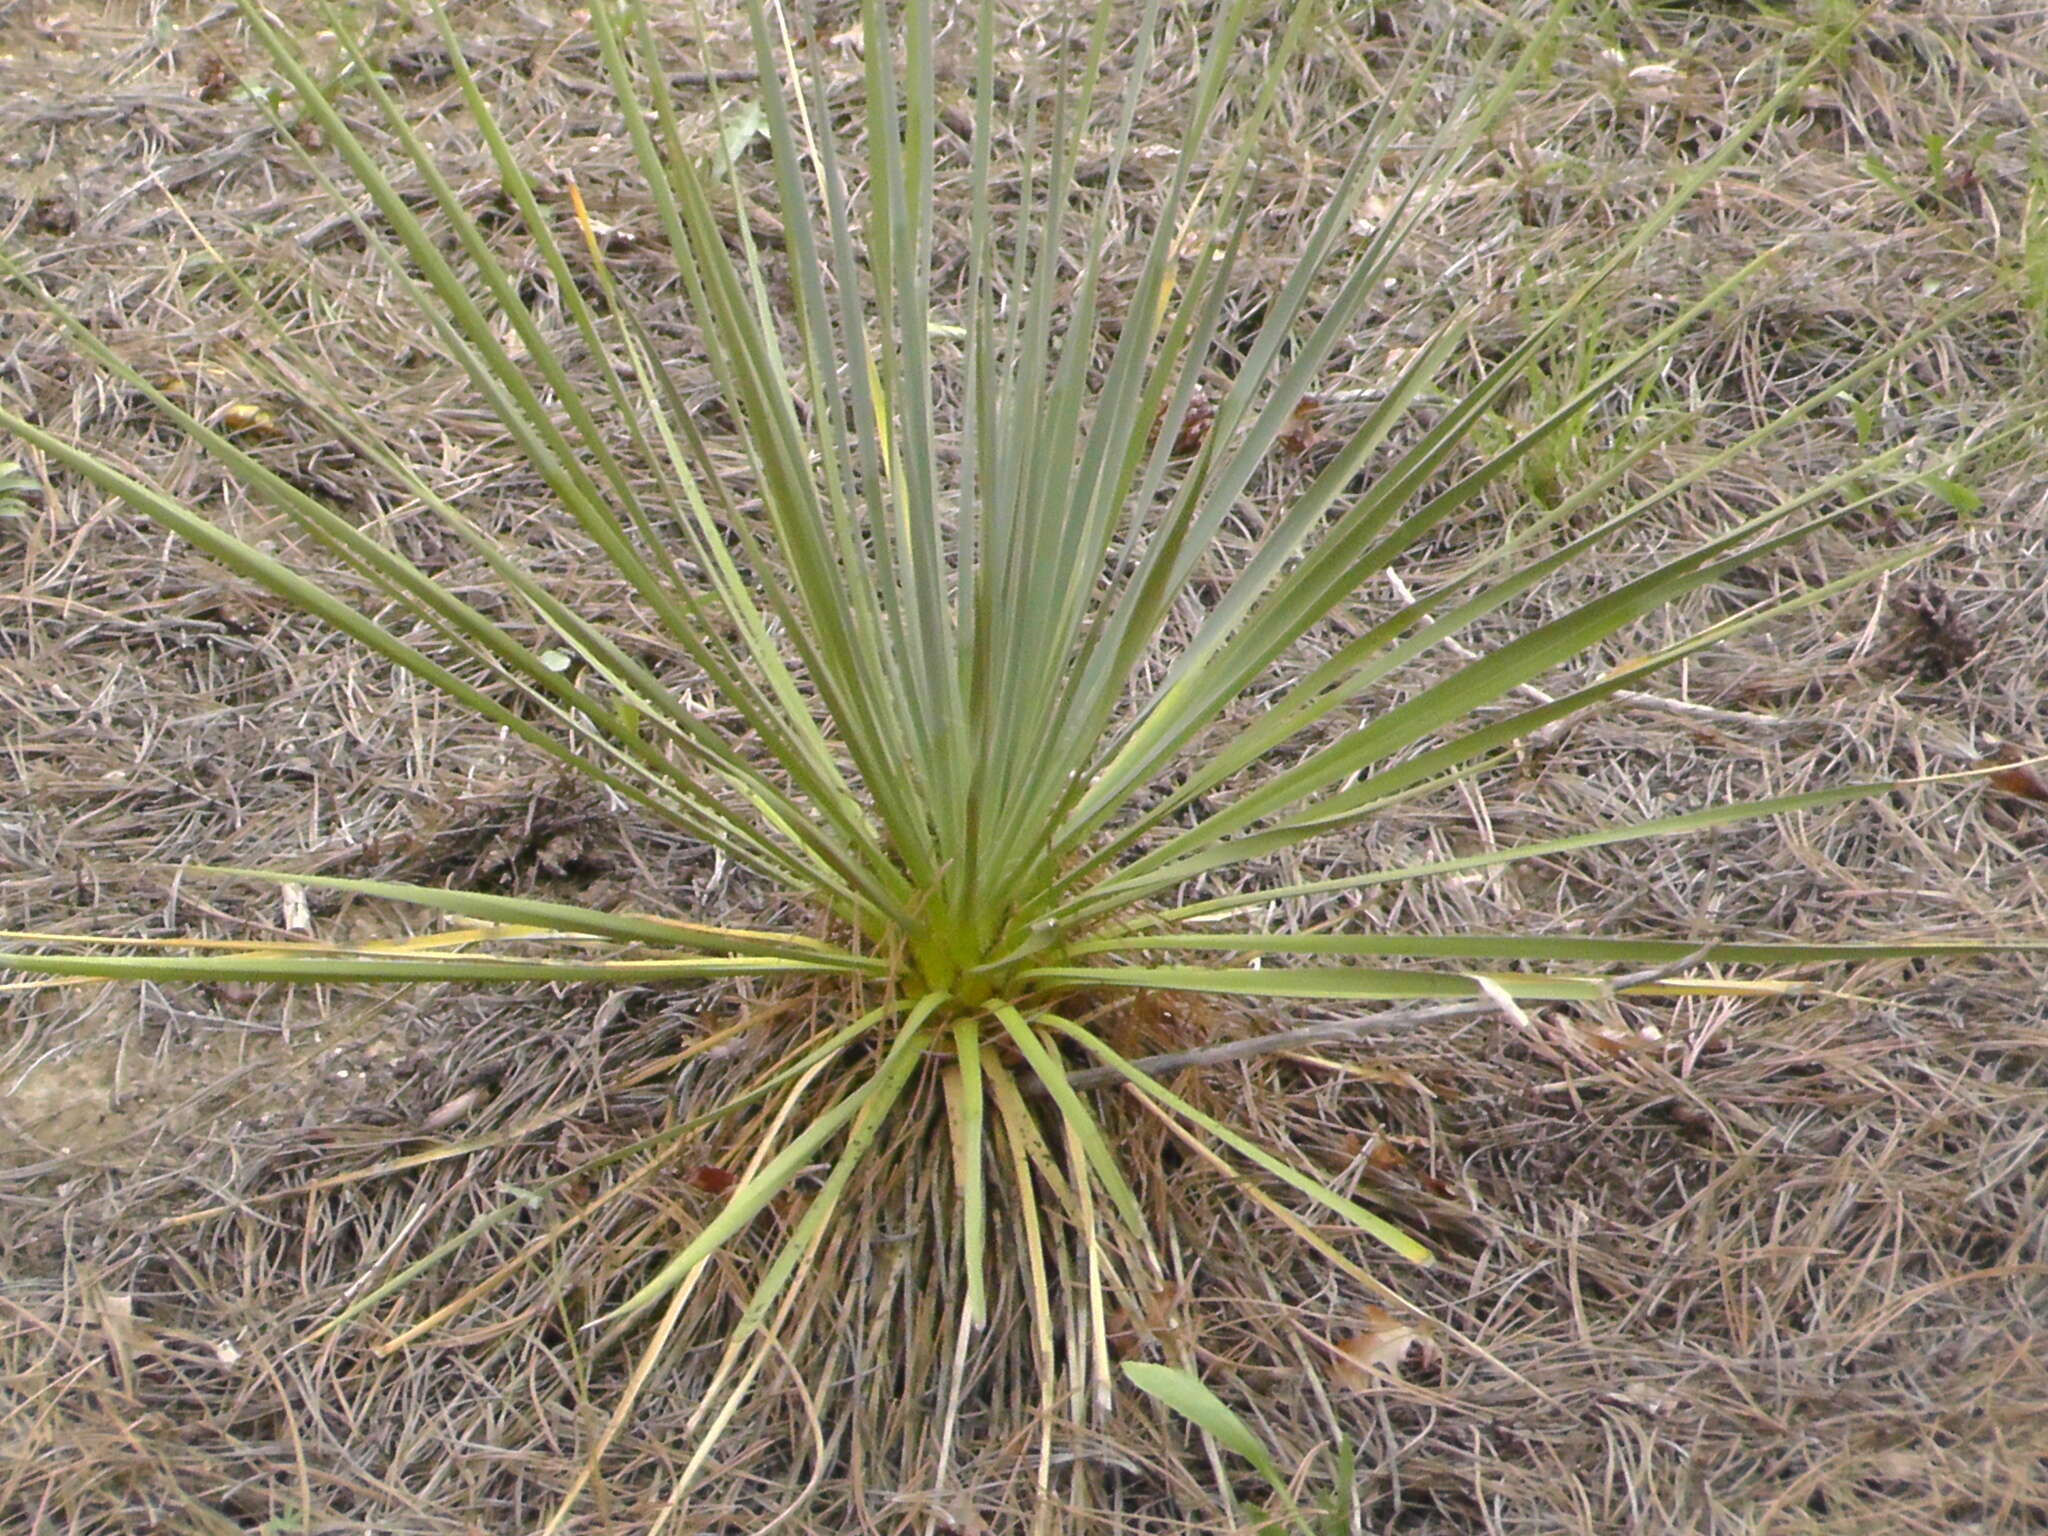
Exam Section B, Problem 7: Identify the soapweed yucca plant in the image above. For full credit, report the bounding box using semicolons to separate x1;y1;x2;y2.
3;0;2039;1522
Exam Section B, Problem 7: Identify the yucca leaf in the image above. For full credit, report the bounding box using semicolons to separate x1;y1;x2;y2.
1045;1016;1433;1265
595;1001;934;1332
725;995;948;1344
1049;292;1989;883
944;1022;990;1329
170;867;879;965
1024;967;1616;1004
1068;934;2048;967
991;1004;1151;1253
1056;29;1865;845
1147;773;1994;923
0;950;841;987
1057;537;1920;926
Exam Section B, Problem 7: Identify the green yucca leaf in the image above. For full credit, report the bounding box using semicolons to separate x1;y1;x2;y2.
1022;965;1618;1004
1075;931;2048;967
992;1003;1152;1249
942;1022;991;1329
190;867;878;963
0;948;840;987
596;999;938;1334
1044;1015;1433;1265
1150;767;2017;923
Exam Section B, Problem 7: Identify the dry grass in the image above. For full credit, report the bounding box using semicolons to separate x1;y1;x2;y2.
3;0;2046;1531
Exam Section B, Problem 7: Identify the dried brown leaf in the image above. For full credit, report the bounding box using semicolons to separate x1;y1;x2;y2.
1327;1304;1436;1391
686;1164;738;1194
1983;745;2048;805
1364;1133;1408;1171
1278;395;1324;458
221;401;286;442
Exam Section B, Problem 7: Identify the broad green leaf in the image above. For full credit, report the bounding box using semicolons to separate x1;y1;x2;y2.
1122;1362;1288;1493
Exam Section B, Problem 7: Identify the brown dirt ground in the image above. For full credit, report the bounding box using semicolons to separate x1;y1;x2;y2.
3;1;2046;1533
